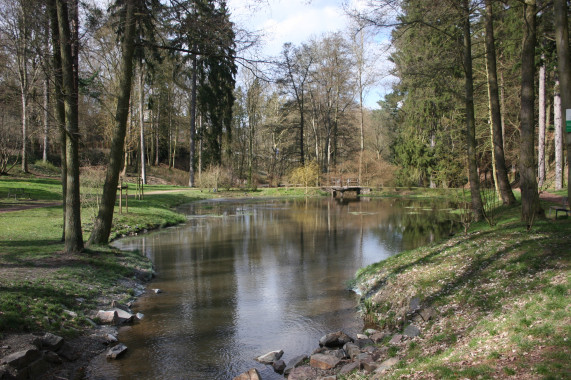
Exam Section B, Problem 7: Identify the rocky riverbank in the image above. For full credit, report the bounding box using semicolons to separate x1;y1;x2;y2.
234;297;434;380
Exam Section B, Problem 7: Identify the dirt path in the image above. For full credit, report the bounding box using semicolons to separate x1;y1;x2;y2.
0;201;61;214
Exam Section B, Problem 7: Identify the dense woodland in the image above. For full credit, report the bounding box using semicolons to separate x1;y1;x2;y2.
0;0;569;252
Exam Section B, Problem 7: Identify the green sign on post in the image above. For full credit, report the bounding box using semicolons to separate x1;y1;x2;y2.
567;109;571;133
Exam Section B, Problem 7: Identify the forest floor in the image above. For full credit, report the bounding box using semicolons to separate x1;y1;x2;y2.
350;193;570;379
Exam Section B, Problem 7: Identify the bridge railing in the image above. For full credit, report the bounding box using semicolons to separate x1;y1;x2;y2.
328;177;359;187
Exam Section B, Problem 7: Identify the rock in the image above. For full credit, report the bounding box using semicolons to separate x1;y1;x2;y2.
356;333;368;339
370;332;388;343
27;358;50;379
96;310;119;325
135;313;144;321
409;296;421;313
1;349;41;370
374;357;399;373
288;366;319;380
106;344;128;360
339;361;359;374
420;307;435;321
105;334;118;344
355;338;374;348
364;328;378;335
112;308;134;324
357;352;371;362
41;333;64;351
233;368;261;380
42;350;62;365
319;331;353;348
111;301;132;313
152;289;162;294
75;297;85;304
310;353;341;370
284;354;308;375
389;334;403;345
362;360;379;373
63;310;78;318
331;349;348;359
255;350;283;364
272;359;286;373
57;342;79;361
343;342;360;360
85;318;98;328
403;325;420;338
312;346;327;355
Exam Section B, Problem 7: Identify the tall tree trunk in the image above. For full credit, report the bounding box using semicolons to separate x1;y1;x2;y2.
88;0;137;245
20;86;28;172
43;76;49;162
554;0;571;200
155;101;160;166
57;0;83;252
519;0;543;223
49;0;66;241
461;0;484;221
484;0;516;204
554;79;563;189
538;56;546;187
139;68;146;184
189;52;197;187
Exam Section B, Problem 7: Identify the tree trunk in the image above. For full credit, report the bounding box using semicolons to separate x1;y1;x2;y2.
538;57;546;187
49;0;66;241
43;76;49;162
189;52;197;187
139;68;146;184
554;79;563;189
554;0;571;200
461;0;484;221
484;0;516;204
519;0;543;223
20;87;28;173
56;0;83;252
88;0;137;245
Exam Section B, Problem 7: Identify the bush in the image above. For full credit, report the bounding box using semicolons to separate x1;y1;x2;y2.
289;162;319;192
198;165;232;190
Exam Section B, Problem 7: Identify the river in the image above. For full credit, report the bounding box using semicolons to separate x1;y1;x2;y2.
88;197;455;379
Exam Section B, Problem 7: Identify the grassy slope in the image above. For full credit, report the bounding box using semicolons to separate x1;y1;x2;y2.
0;175;325;336
352;199;570;379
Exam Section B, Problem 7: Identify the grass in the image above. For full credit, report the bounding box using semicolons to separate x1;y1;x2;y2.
354;195;570;379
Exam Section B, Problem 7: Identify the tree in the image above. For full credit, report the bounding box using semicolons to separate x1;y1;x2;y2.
56;0;83;252
88;0;143;245
519;0;543;223
553;0;571;200
484;0;516;205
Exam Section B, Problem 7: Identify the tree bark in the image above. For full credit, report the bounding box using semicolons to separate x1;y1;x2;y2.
139;68;147;184
554;0;571;200
484;0;516;204
56;0;83;252
538;56;546;187
519;0;543;223
461;0;484;221
554;79;563;189
43;76;49;162
88;0;137;245
189;52;197;187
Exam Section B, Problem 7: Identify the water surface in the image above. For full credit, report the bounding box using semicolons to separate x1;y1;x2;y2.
91;197;454;379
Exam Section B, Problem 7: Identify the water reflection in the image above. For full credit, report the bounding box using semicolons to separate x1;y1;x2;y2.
93;197;454;380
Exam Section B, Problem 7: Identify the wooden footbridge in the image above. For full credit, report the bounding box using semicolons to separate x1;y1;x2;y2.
322;178;371;198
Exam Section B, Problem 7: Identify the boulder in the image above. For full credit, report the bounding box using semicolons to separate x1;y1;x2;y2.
106;344;128;360
135;313;144;321
356;333;368;340
272;359;286;373
362;360;378;373
420;307;435;321
105;334;118;344
389;334;403;345
41;333;64;351
331;349;348;359
255;350;283;364
339;361;359;374
112;308;134;324
111;301;132;313
370;332;388;343
284;354;307;375
0;349;41;370
96;310;119;325
309;353;341;370
364;328;378;335
374;357;399;373
343;342;360;360
403;325;420;338
232;368;261;380
355;338;374;349
42;351;62;365
57;342;79;361
27;358;50;379
288;366;318;380
409;296;421;313
319;331;353;348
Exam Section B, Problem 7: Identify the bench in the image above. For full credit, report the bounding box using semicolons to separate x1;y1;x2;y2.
6;188;31;200
549;197;570;219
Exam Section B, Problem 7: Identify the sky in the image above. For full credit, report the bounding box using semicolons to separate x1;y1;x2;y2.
226;0;395;108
